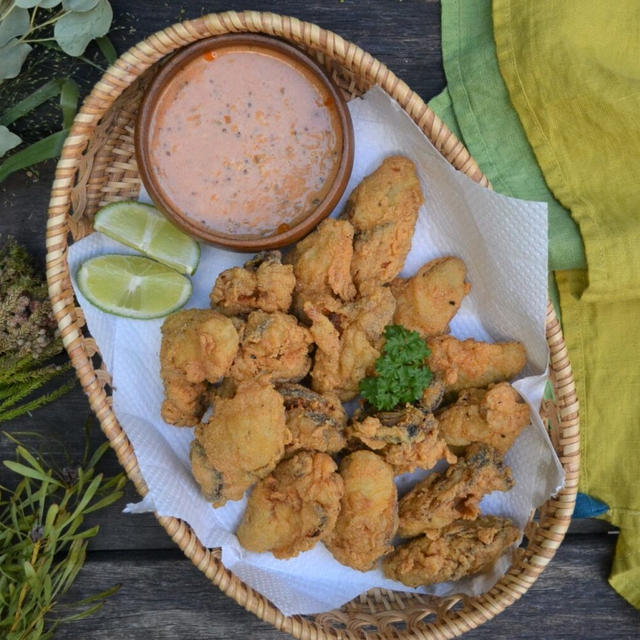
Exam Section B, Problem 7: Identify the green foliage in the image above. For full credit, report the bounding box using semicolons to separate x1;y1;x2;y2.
0;0;114;81
0;0;118;181
0;237;75;423
0;39;32;80
0;124;22;154
54;0;112;57
0;128;68;182
359;325;433;411
0;428;125;638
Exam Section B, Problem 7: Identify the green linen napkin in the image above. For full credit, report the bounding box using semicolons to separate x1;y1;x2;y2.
427;0;640;608
492;0;640;608
430;0;585;272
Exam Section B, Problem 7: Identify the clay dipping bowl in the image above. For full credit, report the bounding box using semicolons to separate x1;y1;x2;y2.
135;33;354;251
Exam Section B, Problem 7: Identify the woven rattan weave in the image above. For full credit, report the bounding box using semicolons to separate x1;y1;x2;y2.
45;11;579;640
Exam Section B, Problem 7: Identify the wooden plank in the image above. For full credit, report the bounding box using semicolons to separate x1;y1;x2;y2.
56;536;639;639
104;0;446;103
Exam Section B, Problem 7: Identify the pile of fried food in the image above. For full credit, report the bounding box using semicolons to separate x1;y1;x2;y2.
159;156;531;587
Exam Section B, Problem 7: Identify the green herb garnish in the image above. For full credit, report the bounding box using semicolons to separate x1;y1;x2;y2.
1;425;125;638
359;325;433;411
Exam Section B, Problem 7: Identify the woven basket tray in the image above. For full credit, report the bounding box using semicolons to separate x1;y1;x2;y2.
45;11;579;639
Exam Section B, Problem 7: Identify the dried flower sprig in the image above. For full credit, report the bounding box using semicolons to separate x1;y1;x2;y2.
0;237;75;423
1;427;125;639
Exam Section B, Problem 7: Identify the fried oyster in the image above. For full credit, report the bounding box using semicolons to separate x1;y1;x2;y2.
191;379;291;506
436;382;531;454
287;218;357;319
161;376;208;429
419;376;447;412
382;515;520;587
343;156;423;294
236;451;344;558
391;257;471;337
306;285;396;401
347;405;456;474
229;310;313;384
210;250;296;315
278;383;347;456
160;309;239;426
427;335;527;393
325;451;398;571
398;443;513;538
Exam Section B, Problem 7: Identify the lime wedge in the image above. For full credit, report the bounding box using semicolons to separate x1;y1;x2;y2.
77;255;192;319
93;201;200;275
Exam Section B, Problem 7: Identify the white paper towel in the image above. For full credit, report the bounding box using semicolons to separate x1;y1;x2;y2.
68;87;564;616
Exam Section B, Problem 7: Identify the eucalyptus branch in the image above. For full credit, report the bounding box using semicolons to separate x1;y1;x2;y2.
0;0;116;180
29;5;38;30
19;9;70;39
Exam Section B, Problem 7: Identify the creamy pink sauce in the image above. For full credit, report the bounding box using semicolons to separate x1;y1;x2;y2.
149;45;342;237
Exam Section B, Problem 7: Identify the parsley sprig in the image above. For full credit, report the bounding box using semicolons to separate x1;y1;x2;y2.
359;325;433;411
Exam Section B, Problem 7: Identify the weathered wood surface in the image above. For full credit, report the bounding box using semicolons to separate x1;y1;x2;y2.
1;0;639;637
59;537;640;639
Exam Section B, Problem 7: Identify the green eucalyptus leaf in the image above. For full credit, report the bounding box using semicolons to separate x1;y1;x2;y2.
0;40;32;81
0;6;29;47
39;0;63;7
53;0;112;56
62;0;99;10
0;125;21;156
15;0;42;8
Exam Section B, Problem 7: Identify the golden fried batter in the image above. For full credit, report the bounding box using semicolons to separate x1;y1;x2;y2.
343;156;423;294
382;516;520;587
437;382;530;454
347;405;456;474
288;218;357;319
161;309;239;383
210;251;295;315
211;376;238;400
306;285;396;400
236;451;344;558
427;335;527;393
230;310;313;383
325;451;398;571
160;309;239;426
278;383;347;456
191;379;290;506
398;443;513;538
161;375;208;427
391;257;470;337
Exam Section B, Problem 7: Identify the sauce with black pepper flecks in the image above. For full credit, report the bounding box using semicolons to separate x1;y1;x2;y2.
149;45;342;237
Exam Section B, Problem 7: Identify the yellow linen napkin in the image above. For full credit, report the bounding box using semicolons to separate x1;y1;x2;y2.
493;0;640;608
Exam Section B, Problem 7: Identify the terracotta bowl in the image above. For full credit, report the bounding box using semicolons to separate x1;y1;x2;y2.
135;33;354;251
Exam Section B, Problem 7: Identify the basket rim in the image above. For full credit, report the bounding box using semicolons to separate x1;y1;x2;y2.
45;10;580;640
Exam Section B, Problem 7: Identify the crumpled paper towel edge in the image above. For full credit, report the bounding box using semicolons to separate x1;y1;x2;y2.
71;86;566;617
